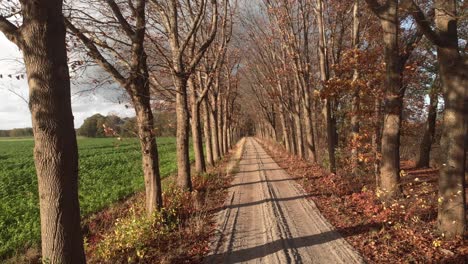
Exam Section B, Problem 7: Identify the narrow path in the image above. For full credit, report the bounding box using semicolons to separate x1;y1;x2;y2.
206;138;364;264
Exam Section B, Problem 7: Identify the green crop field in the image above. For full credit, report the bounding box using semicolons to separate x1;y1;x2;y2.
0;137;192;258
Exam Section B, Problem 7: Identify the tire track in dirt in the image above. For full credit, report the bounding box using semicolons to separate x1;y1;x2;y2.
206;138;364;264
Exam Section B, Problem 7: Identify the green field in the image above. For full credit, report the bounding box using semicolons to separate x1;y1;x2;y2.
0;137;192;258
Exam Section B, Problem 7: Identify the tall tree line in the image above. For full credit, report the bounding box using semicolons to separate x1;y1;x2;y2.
0;0;242;262
241;0;466;238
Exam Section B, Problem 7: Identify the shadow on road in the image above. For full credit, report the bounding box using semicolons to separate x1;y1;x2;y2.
206;223;378;263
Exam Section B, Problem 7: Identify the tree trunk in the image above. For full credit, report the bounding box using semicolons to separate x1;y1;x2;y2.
279;105;291;152
351;90;360;173
417;80;439;168
189;79;206;173
227;125;232;150
20;1;86;262
324;99;337;172
303;93;317;162
210;106;220;162
435;0;467;237
312;105;320;158
379;94;403;200
294;112;304;159
289;115;298;155
131;92;163;215
316;0;335;171
377;1;403;200
175;76;192;190
223;100;229;153
351;0;361;173
217;98;225;156
202;98;214;166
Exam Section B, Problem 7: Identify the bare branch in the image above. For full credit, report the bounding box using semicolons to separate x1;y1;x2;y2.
65;18;127;87
105;0;135;39
403;0;442;46
0;16;22;47
187;0;219;73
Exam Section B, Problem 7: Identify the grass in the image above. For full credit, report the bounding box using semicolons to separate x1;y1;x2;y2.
0;137;193;259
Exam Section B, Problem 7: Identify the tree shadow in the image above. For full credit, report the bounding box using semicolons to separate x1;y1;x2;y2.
205;223;379;263
235;168;284;174
206;193;314;215
228;176;303;188
239;161;278;166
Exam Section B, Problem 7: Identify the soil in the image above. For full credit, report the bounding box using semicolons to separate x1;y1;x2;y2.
206;138;364;263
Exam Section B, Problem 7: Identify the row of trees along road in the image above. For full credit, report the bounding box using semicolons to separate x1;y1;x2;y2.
241;0;466;239
0;0;242;262
77;112;177;138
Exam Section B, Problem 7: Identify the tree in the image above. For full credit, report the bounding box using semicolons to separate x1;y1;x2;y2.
264;0;318;162
149;0;219;190
406;0;467;237
350;0;361;173
66;0;163;214
364;0;422;200
78;114;105;137
0;1;85;262
189;0;233;173
417;75;439;168
316;0;336;172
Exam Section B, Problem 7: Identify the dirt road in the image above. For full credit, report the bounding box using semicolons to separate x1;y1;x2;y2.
206;138;364;264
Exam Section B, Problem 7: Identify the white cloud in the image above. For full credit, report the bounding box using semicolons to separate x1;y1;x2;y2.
0;34;135;130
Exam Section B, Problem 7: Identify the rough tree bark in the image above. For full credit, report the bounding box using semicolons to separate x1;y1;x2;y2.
217;96;225;156
405;0;467;235
365;0;407;200
279;104;291;152
377;0;403;200
293;87;305;159
131;88;163;214
174;75;192;190
202;98;214;166
189;78;206;173
210;97;221;162
0;1;86;262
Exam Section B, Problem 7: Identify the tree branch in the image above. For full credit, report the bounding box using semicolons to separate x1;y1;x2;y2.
65;18;127;87
105;0;135;39
187;0;219;73
403;0;442;46
0;16;22;47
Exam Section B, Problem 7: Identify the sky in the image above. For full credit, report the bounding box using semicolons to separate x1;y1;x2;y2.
0;34;135;130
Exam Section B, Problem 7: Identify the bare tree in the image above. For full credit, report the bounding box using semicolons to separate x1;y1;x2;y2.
150;0;219;190
65;0;163;214
190;0;233;173
0;1;85;262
